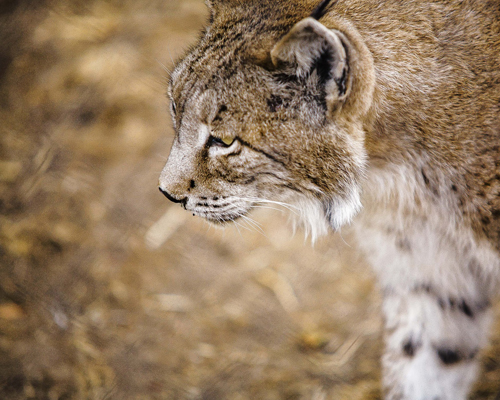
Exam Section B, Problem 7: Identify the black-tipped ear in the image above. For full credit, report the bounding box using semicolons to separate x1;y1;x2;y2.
310;0;336;20
271;17;350;105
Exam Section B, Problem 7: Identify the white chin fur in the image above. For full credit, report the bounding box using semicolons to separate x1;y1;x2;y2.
291;186;362;243
291;197;330;243
326;186;363;230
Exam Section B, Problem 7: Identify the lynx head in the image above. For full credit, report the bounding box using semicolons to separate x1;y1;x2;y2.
159;0;375;240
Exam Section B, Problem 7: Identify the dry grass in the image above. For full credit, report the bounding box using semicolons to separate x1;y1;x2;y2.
0;1;499;399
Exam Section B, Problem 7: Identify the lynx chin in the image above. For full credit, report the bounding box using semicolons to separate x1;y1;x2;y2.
158;0;500;398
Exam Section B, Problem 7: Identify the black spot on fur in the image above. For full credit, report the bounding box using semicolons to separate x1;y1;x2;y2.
396;236;412;252
190;180;196;189
267;95;284;112
402;339;420;357
420;168;440;196
77;108;97;126
438;297;446;310
213;105;227;122
435;293;488;319
458;300;474;318
421;169;430;185
437;348;462;365
413;283;433;293
451;184;458;192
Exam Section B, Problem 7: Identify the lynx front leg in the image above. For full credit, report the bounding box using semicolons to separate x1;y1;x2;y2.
381;287;491;400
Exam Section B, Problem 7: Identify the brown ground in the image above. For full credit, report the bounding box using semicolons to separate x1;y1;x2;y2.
0;1;499;399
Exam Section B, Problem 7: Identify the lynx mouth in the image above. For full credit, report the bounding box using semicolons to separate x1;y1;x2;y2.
187;196;254;224
201;211;246;225
193;202;252;225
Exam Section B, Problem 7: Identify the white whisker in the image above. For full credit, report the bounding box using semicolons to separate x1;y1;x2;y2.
232;196;300;215
245;197;300;210
336;228;352;248
240;214;263;230
240;215;268;237
249;205;286;213
233;217;256;234
232;220;244;237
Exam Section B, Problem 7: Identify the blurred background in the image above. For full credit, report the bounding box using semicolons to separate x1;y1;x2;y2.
1;0;499;399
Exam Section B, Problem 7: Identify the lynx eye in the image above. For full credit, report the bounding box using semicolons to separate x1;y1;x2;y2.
207;104;235;148
208;135;235;147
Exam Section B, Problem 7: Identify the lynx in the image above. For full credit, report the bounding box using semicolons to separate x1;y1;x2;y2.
158;0;500;398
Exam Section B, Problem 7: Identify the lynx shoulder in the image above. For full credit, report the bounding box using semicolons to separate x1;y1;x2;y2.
159;1;500;399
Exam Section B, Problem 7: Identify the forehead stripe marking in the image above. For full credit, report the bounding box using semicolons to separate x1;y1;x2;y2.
173;16;288;106
171;14;299;133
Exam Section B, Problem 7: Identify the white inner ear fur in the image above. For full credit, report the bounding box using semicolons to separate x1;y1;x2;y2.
270;17;347;82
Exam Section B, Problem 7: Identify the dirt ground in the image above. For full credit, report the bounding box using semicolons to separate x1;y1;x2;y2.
0;1;499;399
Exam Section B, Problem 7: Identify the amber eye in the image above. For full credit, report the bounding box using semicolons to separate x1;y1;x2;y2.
208;135;235;147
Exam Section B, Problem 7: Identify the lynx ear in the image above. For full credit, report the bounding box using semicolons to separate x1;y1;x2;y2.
271;17;350;105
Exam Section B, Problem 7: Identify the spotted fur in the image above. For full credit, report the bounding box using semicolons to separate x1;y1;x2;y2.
159;1;500;398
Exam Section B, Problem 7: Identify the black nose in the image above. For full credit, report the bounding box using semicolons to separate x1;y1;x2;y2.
159;187;187;205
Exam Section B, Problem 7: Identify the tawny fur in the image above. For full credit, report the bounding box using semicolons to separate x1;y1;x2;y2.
159;1;500;399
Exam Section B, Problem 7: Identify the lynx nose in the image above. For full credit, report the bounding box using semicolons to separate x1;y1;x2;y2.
159;187;187;206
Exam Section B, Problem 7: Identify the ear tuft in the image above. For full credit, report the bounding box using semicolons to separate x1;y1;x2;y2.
310;0;336;21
